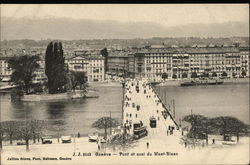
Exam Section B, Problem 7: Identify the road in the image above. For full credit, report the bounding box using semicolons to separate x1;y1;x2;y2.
123;79;183;152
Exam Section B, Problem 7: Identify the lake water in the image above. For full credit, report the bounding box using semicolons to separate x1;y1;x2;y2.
0;86;123;137
0;82;249;137
155;82;249;125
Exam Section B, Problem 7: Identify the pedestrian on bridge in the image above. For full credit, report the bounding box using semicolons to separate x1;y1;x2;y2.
146;142;149;149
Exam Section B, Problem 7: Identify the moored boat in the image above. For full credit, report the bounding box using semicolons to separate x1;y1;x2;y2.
180;79;223;86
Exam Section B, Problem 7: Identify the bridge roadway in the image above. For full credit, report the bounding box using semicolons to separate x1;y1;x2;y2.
123;80;183;152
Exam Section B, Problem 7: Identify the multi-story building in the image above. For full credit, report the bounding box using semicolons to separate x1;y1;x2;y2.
108;50;129;77
172;52;189;79
34;58;47;83
143;50;173;80
0;57;12;82
107;46;249;80
0;56;47;83
239;47;250;77
65;53;105;82
187;47;241;78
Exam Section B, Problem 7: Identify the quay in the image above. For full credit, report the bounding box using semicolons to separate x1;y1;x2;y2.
123;79;182;151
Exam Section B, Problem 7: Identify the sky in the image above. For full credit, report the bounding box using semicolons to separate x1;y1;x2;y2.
1;4;249;27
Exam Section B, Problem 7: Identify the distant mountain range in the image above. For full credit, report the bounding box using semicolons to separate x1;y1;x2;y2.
1;17;249;40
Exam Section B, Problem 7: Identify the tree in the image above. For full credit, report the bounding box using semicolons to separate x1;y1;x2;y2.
201;72;209;78
2;121;20;144
67;71;87;91
191;72;198;79
30;120;47;143
161;72;168;81
0;123;4;151
45;42;67;94
16;120;46;151
182;72;188;79
92;117;119;140
212;72;217;77
75;71;86;90
172;74;177;79
211;116;249;143
232;72;237;78
8;55;40;94
17;121;33;151
222;71;227;77
183;114;214;145
199;117;213;145
183;114;206;139
100;48;108;73
241;70;246;77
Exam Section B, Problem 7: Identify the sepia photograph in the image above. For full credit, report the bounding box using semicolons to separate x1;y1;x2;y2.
0;4;249;165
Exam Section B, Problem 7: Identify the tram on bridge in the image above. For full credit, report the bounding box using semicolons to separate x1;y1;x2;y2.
133;120;148;140
150;116;157;128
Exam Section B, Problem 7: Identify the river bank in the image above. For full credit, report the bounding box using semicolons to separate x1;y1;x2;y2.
158;78;249;86
88;81;122;87
19;90;99;102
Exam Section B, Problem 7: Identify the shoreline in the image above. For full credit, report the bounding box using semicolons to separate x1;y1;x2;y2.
158;78;249;87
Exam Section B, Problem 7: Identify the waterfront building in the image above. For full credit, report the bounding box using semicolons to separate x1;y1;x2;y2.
65;53;105;82
108;50;129;77
34;58;47;83
0;56;47;83
239;47;250;77
0;56;12;82
107;46;249;80
187;47;241;78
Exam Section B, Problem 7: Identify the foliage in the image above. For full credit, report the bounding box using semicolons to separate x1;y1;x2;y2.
0;123;4;150
222;71;227;77
33;83;44;93
182;72;188;79
161;72;168;80
241;70;246;77
172;74;177;79
10;88;24;102
15;120;47;151
1;121;20;144
183;114;208;139
17;121;34;151
212;72;217;77
100;48;108;72
66;71;87;91
108;133;136;151
210;116;249;142
191;72;198;79
232;72;237;77
92;117;119;139
8;55;40;94
201;72;209;78
183;114;249;143
45;42;67;94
